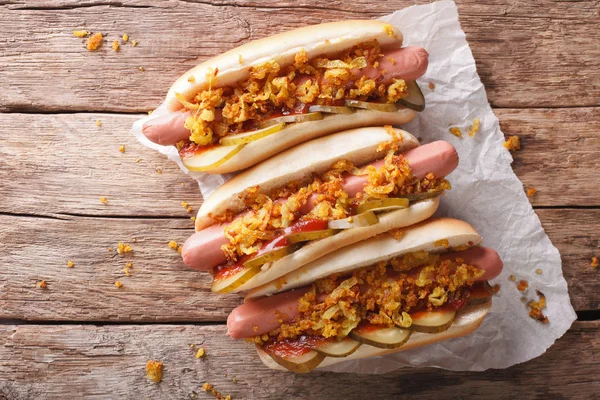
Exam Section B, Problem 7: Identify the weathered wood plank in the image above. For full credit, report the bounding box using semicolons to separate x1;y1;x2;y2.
0;208;597;323
0;1;598;112
0;321;598;399
1;108;599;219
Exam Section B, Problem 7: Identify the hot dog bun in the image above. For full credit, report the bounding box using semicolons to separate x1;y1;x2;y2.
195;126;420;231
247;217;482;299
166;20;402;112
256;300;492;371
190;108;417;174
234;198;440;292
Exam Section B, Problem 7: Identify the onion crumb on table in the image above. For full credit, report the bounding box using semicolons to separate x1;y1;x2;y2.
119;145;125;153
73;30;90;38
117;242;133;254
67;260;74;268
37;280;47;289
503;135;521;151
100;196;108;205
195;347;205;358
527;187;537;197
86;33;103;51
591;257;598;268
146;360;163;383
115;281;123;288
201;383;231;400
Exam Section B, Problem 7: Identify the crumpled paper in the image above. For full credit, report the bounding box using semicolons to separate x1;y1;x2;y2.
132;0;576;372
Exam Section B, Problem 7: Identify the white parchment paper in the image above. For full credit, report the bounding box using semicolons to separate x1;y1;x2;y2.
132;0;576;372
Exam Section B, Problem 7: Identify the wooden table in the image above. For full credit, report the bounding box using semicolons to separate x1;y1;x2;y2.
1;1;599;398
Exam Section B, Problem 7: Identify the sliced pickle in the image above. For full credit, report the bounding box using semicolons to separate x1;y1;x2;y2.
259;112;323;128
410;309;456;333
286;229;339;244
328;211;379;230
469;282;493;305
345;99;398;112
310;338;361;358
350;326;411;349
308;104;355;114
182;144;244;172
356;198;409;214
267;349;326;373
396;80;425;112
242;244;300;269
220;123;284;146
404;189;445;202
211;265;260;293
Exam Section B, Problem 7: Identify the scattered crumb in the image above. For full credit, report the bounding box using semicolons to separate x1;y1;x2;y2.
123;33;129;42
73;30;90;38
132;238;137;243
195;348;205;358
168;241;182;253
232;377;237;383
125;262;133;268
520;296;527;303
591;257;598;268
37;280;47;289
117;242;133;254
100;196;108;205
517;279;529;292
96;120;102;127
180;182;185;186
190;216;196;222
527;187;537;197
449;126;462;138
108;247;113;252
139;66;145;71
527;290;549;324
148;110;153;115
188;75;196;83
136;158;142;163
428;82;435;90
146;360;163;383
123;268;131;276
119;145;125;153
181;201;189;208
468;118;480;137
132;40;138;46
115;281;123;288
86;32;103;51
187;207;193;213
508;274;516;282
503;135;521;151
535;268;542;275
112;41;119;51
434;238;450;248
201;383;230;400
387;228;404;240
190;344;195;349
491;284;500;294
67;260;74;268
156;168;163;174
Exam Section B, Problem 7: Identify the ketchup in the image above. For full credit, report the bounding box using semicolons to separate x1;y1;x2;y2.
263;335;327;358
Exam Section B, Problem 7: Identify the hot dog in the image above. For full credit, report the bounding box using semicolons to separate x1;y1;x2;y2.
141;20;429;174
225;218;503;372
183;140;457;272
184;127;458;294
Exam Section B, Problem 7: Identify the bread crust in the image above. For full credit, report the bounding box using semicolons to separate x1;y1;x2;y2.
236;198;440;293
256;300;492;371
194;107;417;175
195;126;419;230
166;20;402;112
246;217;482;299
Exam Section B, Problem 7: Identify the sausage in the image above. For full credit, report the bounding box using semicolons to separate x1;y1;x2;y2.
226;246;503;339
142;46;429;146
299;140;458;213
182;141;458;271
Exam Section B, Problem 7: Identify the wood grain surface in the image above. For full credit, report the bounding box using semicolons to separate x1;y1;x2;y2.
0;0;598;112
1;322;598;400
1;0;599;398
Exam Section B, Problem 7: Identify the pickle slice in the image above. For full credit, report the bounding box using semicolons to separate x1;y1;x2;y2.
211;265;260;293
242;244;300;269
220;123;284;146
308;104;355;114
396;80;425;112
356;198;409;214
182;144;244;172
265;348;325;373
328;211;379;230
404;189;445;202
259;112;323;128
311;338;361;358
410;309;456;333
345;99;398;112
350;325;411;349
286;229;339;244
